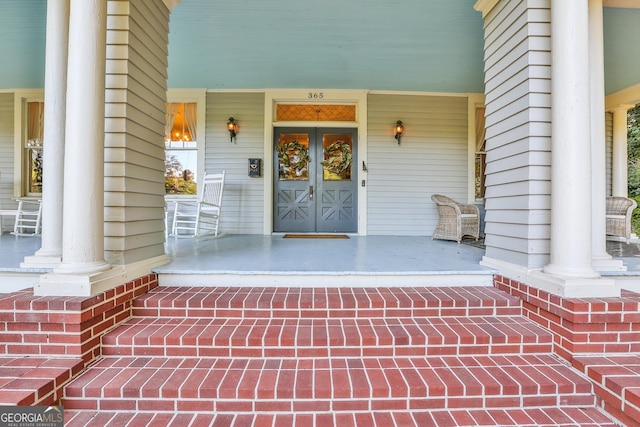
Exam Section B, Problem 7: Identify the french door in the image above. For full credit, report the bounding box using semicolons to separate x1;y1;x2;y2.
273;127;357;233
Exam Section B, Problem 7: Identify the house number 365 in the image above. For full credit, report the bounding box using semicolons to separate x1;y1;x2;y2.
308;92;324;99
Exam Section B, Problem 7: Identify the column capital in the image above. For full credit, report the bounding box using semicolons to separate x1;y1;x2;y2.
474;0;500;18
163;0;180;12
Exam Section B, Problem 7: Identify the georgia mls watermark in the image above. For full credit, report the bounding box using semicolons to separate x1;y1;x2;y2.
0;406;63;427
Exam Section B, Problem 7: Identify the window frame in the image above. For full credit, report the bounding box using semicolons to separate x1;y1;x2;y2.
474;105;487;201
13;90;44;198
467;95;486;204
165;89;206;200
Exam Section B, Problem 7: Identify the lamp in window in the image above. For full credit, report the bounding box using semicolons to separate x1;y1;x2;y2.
227;117;238;143
394;120;404;144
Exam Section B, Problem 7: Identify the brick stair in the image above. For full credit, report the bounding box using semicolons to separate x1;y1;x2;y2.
498;277;640;426
0;356;83;405
64;407;614;427
100;316;553;358
0;276;156;407
62;286;617;426
573;355;640;427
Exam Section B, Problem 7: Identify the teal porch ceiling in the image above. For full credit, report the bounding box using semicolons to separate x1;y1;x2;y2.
0;1;638;95
167;0;486;93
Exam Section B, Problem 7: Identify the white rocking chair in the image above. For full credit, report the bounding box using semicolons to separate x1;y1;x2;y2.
12;199;42;236
171;171;225;238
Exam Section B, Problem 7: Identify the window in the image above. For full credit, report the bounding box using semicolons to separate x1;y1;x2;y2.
165;102;198;195
475;106;486;200
25;100;44;195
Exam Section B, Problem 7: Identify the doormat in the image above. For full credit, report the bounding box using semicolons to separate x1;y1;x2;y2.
461;237;485;249
283;234;349;239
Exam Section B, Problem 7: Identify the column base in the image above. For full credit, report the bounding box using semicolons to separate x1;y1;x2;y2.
592;254;626;272
20;254;62;269
34;254;170;297
528;270;619;298
35;266;125;297
482;256;621;298
53;260;111;275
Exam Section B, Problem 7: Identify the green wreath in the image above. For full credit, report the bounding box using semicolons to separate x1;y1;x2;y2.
278;140;310;178
321;140;352;175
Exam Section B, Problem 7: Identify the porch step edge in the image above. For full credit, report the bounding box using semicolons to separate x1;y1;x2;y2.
63;407;618;427
156;272;495;288
62;354;595;411
0;356;84;406
101;315;553;358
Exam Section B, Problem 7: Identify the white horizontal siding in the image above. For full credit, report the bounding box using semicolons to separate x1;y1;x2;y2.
104;0;169;263
482;0;552;269
367;94;468;236
0;93;16;232
205;92;265;234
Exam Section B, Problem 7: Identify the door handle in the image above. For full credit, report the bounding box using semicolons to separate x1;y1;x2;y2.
309;185;314;201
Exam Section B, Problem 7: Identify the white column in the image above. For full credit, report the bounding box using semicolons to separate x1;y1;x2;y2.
56;0;110;275
21;0;69;269
612;106;633;197
41;0;111;286
543;0;599;280
589;0;625;271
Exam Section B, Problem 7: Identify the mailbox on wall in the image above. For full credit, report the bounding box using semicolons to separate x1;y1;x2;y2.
248;158;262;177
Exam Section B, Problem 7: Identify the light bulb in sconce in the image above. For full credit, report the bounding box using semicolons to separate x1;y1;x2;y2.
227;117;238;143
394;120;404;144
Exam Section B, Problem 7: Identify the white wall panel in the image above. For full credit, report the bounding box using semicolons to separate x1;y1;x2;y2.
367;94;468;236
205;92;265;234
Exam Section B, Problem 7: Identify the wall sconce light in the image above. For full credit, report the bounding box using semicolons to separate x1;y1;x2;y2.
394;120;404;144
227;117;238;143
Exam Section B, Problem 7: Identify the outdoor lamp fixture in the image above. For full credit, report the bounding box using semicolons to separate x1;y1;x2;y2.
227;117;238;143
394;120;404;144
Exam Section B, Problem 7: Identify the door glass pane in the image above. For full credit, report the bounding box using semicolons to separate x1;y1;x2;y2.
322;134;352;181
278;133;310;180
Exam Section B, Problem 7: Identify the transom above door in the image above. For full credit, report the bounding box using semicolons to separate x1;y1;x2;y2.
273;127;357;233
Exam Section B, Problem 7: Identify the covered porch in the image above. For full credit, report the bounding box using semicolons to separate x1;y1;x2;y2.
1;234;493;292
3;233;640;293
3;233;640;425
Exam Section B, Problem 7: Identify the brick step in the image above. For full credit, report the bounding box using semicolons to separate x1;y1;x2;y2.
573;354;640;427
102;315;553;358
0;356;84;406
132;286;522;318
64;406;617;427
62;355;595;413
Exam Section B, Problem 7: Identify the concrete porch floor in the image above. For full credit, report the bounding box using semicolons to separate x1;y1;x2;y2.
2;233;640;291
156;234;495;287
0;234;495;291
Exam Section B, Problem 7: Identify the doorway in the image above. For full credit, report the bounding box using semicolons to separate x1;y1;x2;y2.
273;127;357;233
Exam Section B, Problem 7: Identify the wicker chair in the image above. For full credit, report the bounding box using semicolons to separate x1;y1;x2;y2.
606;196;637;243
431;194;480;243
